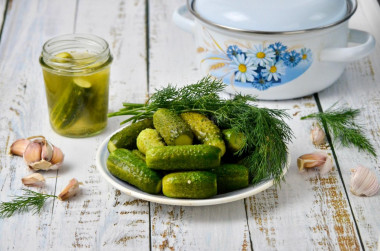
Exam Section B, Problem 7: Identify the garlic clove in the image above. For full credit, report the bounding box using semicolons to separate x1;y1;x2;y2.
10;139;30;156
58;178;81;201
310;123;326;146
51;146;64;165
350;166;380;197
21;173;45;187
23;142;42;165
297;152;327;171
41;140;53;161
29;159;53;171
318;154;333;175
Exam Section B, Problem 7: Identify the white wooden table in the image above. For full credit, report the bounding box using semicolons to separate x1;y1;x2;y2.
0;0;379;250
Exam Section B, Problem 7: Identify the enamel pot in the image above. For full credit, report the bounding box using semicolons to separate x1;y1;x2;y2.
173;0;375;100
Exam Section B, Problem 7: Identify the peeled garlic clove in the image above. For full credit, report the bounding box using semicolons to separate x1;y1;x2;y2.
350;166;380;197
21;173;45;187
23;142;42;165
10;139;30;156
310;123;326;146
58;178;81;201
297;152;327;171
51;146;64;165
41;141;53;161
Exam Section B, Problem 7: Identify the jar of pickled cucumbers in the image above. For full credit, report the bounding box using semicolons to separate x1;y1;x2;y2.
40;34;113;137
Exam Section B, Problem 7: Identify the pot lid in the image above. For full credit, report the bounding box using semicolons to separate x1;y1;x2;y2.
189;0;356;33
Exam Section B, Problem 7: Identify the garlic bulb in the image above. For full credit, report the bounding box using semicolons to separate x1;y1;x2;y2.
10;136;64;171
310;123;326;146
350;166;379;197
297;151;333;175
21;173;46;187
58;178;81;201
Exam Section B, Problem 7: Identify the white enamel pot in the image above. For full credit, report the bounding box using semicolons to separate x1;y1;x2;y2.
173;0;375;100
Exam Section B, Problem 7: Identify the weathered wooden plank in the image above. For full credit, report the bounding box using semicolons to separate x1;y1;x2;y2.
48;0;151;250
148;0;251;250
317;0;380;250
0;0;76;250
246;99;362;250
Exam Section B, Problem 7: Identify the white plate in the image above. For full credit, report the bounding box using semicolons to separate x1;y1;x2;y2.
96;125;290;206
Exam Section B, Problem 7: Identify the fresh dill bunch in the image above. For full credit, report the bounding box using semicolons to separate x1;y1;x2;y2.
301;104;376;157
0;189;57;218
109;76;293;184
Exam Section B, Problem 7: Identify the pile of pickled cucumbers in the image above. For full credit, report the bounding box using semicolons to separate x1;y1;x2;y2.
107;77;293;198
107;109;250;199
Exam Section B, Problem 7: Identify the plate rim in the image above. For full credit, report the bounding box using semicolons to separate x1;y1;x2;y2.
96;124;290;206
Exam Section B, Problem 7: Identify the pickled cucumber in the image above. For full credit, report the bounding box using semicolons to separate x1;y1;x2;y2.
146;145;221;170
212;164;249;193
107;148;162;194
153;108;193;145
132;149;146;161
222;129;246;153
181;112;226;156
136;128;165;154
107;118;153;152
162;171;217;199
49;78;91;130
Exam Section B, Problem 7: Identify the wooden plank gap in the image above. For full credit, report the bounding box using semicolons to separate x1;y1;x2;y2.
0;0;10;45
73;0;79;33
145;0;150;95
243;198;254;251
49;169;59;222
313;93;366;251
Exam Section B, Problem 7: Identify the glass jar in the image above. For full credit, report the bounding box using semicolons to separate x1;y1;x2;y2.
40;34;113;137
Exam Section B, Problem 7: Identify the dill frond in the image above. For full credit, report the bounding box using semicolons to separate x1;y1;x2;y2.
0;189;57;218
301;105;376;157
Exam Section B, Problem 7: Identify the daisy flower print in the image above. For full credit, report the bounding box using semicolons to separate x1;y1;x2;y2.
262;61;286;82
300;48;312;62
230;54;258;83
247;45;276;67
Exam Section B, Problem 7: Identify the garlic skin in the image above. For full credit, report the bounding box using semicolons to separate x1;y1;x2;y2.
21;173;46;187
23;142;42;165
50;146;64;168
350;166;380;197
310;123;326;146
58;178;81;201
297;151;333;175
10;139;30;156
41;141;53;161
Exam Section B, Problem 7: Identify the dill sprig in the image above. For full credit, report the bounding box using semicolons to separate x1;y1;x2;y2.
0;189;57;218
109;76;293;184
301;104;376;157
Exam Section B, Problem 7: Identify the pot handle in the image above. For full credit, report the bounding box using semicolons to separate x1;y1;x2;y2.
172;5;195;33
320;29;375;62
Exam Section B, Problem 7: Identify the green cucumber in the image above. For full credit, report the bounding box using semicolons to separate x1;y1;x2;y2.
212;164;249;193
162;171;217;199
181;112;226;156
146;145;221;170
222;129;246;153
50;78;91;130
107;118;153;152
107;148;162;194
136;128;165;154
153;108;193;145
